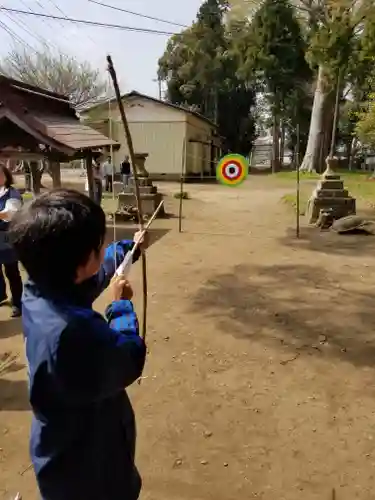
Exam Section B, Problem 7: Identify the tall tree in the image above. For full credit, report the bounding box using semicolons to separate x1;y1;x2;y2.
158;0;256;154
228;0;375;172
241;0;311;171
0;45;106;107
351;11;375;149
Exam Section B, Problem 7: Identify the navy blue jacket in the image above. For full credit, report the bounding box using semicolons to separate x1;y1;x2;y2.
23;240;146;500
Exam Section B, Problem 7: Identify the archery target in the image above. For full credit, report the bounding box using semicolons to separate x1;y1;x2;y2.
216;154;248;186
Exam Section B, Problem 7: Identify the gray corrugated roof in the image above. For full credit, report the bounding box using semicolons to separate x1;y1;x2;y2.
81;91;218;129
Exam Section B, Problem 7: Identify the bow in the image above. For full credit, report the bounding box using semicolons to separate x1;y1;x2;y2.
107;56;148;343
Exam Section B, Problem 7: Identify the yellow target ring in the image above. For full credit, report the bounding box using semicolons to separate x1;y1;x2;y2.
216;154;248;187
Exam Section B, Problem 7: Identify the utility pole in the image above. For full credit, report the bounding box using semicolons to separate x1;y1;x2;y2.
153;77;162;100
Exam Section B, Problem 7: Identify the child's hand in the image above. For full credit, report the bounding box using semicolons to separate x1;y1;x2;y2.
134;230;149;250
110;277;133;301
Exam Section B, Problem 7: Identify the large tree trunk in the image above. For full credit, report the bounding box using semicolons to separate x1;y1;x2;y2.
300;66;334;172
318;96;334;173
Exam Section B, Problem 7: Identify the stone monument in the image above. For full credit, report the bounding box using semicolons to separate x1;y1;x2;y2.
306;157;356;225
115;153;165;220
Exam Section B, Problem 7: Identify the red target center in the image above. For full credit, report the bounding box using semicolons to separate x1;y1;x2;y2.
221;160;243;181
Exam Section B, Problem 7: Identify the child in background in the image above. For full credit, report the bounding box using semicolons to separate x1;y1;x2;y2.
9;188;147;500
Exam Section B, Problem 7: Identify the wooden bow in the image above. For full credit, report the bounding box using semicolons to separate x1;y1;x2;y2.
107;56;148;343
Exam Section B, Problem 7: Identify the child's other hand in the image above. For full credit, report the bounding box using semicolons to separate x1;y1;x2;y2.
110;277;133;301
134;230;149;250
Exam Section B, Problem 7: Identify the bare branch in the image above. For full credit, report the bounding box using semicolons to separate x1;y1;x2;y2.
0;46;107;107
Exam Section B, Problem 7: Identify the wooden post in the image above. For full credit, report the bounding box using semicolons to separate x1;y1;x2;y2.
30;161;42;194
178;138;187;233
49;161;61;188
86;151;95;201
296;123;300;239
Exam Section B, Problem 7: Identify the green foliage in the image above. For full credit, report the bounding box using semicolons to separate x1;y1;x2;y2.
242;0;313;159
243;0;310;95
356;91;375;146
350;8;375;146
158;0;256;155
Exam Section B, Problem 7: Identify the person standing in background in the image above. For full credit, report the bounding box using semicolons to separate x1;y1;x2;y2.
0;164;23;317
93;161;103;205
103;156;114;193
121;155;131;189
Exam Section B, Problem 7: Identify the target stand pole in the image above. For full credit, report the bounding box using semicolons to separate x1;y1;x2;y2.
178;139;187;233
296;123;301;239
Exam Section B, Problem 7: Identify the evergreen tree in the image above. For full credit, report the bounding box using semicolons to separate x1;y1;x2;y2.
158;0;256;155
241;0;312;170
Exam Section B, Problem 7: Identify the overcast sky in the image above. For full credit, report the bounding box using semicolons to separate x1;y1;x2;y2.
0;0;203;97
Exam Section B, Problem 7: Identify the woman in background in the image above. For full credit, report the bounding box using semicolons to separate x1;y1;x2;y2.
0;164;23;317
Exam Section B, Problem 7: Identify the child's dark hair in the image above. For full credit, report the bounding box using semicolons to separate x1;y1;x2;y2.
10;189;106;288
0;163;14;188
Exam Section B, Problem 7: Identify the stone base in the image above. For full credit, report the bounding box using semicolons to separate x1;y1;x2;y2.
113;181;123;196
307;196;356;224
116;192;165;217
306;157;356;225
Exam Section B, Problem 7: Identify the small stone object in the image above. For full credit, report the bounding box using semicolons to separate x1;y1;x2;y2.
316;209;334;230
174;458;183;467
224;462;229;467
200;460;208;465
204;430;213;438
331;215;375;235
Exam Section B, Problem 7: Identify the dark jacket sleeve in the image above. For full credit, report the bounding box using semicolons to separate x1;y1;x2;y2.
85;240;141;302
56;301;146;405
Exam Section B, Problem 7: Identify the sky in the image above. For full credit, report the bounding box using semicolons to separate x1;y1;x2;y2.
0;0;204;97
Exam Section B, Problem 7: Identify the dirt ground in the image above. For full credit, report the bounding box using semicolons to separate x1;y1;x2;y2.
2;175;375;499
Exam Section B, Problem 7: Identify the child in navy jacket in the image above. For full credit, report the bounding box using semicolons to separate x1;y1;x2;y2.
9;188;147;500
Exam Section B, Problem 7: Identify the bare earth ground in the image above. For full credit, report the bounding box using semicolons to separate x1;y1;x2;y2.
2;175;375;499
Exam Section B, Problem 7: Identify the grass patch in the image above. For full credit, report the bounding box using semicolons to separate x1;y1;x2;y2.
274;169;371;183
281;193;307;215
275;171;320;181
278;170;375;212
174;191;190;200
22;192;33;201
345;179;375;205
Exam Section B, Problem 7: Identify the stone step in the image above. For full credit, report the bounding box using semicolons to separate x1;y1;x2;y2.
317;180;344;190
311;197;355;206
316;189;349;198
322;173;341;180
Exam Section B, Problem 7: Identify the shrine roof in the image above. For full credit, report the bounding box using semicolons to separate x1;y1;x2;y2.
0;75;117;155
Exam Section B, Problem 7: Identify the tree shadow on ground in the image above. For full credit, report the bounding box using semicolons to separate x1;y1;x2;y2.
279;226;375;257
105;226;170;248
0;317;22;340
190;263;375;369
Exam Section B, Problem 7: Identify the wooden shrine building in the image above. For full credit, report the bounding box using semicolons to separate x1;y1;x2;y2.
0;75;117;196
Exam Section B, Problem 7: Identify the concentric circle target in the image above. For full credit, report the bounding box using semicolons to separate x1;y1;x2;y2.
216;154;248;187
